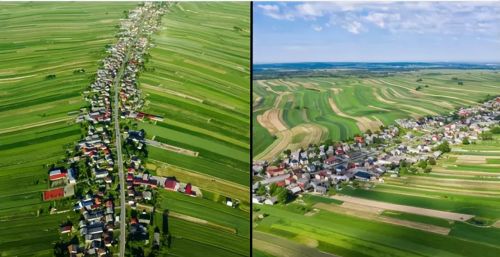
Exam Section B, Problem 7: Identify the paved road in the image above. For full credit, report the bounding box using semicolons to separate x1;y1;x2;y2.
113;10;150;257
113;51;128;257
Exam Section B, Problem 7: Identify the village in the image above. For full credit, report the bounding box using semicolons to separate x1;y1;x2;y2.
37;3;203;256
252;96;500;205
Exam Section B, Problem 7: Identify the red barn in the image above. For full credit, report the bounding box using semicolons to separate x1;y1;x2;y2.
49;169;67;181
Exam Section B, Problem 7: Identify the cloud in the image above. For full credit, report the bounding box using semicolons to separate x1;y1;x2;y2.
343;21;363;34
255;2;500;36
256;4;294;20
364;12;401;29
312;25;323;32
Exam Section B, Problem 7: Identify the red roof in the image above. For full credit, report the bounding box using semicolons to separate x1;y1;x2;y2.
43;188;65;201
164;179;177;190
49;173;67;181
185;183;192;195
275;181;286;187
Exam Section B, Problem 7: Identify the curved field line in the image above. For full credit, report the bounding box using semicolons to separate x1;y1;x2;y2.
254;123;327;161
378;79;477;105
328;97;382;132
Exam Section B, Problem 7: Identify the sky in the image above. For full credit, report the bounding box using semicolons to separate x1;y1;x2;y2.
253;1;500;64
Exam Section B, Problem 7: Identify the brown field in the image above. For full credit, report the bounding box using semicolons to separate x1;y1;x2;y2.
331;195;474;221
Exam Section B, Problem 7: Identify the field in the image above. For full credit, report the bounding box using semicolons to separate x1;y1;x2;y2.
253;71;500;159
136;2;250;256
0;3;137;256
253;138;500;257
154;190;250;257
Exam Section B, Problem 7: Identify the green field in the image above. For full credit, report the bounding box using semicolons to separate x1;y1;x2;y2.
253;71;500;158
137;2;250;186
155;190;250;257
135;2;250;256
0;3;136;256
254;138;500;257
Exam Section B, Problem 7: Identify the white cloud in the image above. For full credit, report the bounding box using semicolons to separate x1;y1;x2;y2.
256;2;500;36
312;25;323;32
343;21;363;34
257;4;294;20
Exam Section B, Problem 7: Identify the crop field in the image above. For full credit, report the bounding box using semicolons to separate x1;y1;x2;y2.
155;190;250;257
254;138;500;257
137;2;250;186
253;70;500;159
0;3;137;256
135;2;250;256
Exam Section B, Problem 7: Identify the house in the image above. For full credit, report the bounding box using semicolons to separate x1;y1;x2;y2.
314;185;327;195
354;171;372;181
226;197;234;207
164;178;180;191
60;225;72;234
252;195;264;204
264;196;278;205
67;168;77;184
266;167;286;178
142;191;152;201
49;168;67;181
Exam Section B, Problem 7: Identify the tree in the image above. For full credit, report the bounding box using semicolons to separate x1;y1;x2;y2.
424;167;432;173
435;141;451;153
490;126;500;134
428;157;437;165
269;183;278;196
256;184;266;196
481;131;493;141
417;160;427;169
462;137;470;145
415;85;423;91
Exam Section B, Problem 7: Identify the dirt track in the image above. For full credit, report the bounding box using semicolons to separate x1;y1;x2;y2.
331;195;474;221
315;202;451;235
0;116;73;134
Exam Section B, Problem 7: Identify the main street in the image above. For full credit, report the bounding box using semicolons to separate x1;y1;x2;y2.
112;11;149;257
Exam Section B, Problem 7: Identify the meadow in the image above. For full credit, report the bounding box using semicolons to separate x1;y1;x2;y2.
135;2;251;256
0;2;137;255
253;138;500;257
253;70;500;160
137;2;250;186
155;190;250;257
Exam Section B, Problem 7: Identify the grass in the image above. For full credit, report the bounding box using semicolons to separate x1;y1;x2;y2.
138;2;249;189
254;204;500;257
253;71;500;155
381;211;453;228
0;2;136;255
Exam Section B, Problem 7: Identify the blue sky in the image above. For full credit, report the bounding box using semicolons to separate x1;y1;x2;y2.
253;2;500;63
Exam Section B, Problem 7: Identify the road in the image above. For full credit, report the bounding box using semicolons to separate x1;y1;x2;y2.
113;49;128;257
113;12;149;257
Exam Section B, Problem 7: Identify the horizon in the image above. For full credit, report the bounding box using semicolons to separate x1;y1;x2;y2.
254;2;500;63
253;61;500;65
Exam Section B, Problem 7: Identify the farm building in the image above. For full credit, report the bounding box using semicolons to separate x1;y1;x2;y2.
49;168;67;181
